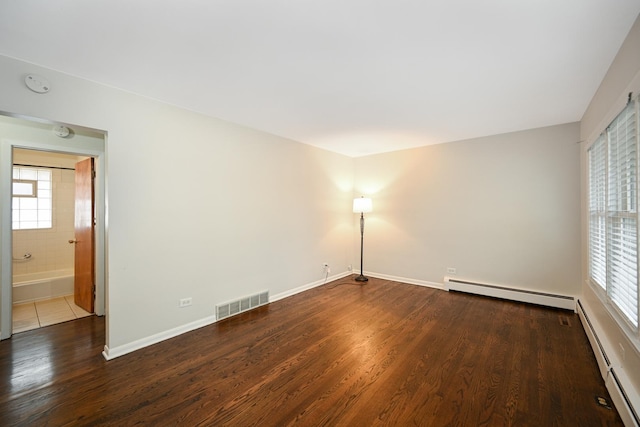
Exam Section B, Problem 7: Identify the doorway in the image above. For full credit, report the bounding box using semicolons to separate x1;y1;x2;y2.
11;149;95;333
0;113;107;341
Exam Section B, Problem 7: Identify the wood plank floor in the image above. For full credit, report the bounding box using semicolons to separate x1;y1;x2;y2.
0;277;623;426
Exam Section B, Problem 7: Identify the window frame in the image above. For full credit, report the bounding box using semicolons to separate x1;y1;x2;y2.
12;179;38;198
587;95;640;348
11;166;53;230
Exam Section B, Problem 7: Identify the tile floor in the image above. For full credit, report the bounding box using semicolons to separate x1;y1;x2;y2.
13;295;92;333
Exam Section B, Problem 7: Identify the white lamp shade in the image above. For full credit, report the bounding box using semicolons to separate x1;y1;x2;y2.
353;197;372;213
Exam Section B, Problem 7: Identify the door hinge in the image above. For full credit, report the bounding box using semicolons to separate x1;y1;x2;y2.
92;170;96;179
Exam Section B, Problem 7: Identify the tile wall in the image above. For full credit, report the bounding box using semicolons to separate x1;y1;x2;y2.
12;151;78;277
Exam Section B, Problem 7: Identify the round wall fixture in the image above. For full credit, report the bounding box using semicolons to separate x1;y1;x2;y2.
53;125;70;138
24;74;51;93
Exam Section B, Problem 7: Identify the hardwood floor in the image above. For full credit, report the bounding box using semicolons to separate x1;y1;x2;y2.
0;277;623;426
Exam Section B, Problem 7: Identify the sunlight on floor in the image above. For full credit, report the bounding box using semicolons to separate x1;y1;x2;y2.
12;296;92;333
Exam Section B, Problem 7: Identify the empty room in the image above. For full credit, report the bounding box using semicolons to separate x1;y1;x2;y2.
0;1;639;425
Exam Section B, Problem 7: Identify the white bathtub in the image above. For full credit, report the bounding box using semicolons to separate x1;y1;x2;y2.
12;269;74;304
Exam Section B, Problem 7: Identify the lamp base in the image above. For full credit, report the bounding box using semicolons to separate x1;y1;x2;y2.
354;274;369;282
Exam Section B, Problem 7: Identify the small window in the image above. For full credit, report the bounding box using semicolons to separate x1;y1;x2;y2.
12;167;53;230
12;179;37;197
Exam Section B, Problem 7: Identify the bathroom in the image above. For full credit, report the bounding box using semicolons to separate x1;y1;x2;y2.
11;147;92;332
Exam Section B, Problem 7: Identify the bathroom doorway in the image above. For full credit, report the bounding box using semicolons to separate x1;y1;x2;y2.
11;149;95;333
0;113;107;340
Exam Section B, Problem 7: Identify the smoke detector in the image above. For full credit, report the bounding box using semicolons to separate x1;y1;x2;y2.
24;74;50;94
53;125;70;138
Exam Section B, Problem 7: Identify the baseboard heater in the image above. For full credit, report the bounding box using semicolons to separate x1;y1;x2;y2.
216;290;269;321
576;300;610;377
577;300;640;427
445;277;575;311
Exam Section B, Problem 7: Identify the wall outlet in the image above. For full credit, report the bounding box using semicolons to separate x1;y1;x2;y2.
179;297;192;308
447;267;457;275
322;263;331;274
347;264;352;272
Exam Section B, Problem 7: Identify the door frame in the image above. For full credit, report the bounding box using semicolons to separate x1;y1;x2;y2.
0;112;107;340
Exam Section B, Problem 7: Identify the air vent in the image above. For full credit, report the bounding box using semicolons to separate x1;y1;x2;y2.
216;291;269;320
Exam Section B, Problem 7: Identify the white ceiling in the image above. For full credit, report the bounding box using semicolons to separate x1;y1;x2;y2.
1;1;639;157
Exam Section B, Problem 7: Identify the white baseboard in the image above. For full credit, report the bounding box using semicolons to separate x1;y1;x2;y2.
445;276;576;311
270;271;351;302
365;271;446;290
102;314;217;360
103;271;352;360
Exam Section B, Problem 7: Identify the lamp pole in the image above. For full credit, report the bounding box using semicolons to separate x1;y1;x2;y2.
355;211;368;282
353;196;371;282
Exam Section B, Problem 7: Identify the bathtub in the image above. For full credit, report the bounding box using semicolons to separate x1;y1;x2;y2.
12;269;74;304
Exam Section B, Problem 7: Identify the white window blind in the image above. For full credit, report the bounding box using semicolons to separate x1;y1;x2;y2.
589;134;607;289
588;98;639;330
607;100;638;328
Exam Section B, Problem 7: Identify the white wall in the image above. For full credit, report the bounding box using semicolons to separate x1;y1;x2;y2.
0;55;354;354
580;13;640;400
1;12;634;374
354;123;581;295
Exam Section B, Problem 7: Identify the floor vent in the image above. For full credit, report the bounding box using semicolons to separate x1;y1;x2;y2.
216;291;269;321
558;315;571;326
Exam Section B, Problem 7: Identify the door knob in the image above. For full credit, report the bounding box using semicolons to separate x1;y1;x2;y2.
68;239;78;244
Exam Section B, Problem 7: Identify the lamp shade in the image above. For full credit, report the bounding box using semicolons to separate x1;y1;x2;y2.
353;196;373;213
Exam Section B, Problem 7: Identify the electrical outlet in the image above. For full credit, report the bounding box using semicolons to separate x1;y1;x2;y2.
347;264;352;271
179;297;192;308
447;267;457;275
323;263;331;274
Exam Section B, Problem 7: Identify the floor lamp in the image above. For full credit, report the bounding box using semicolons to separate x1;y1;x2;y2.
353;196;372;282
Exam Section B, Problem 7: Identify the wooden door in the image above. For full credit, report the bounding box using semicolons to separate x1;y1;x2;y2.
73;158;95;313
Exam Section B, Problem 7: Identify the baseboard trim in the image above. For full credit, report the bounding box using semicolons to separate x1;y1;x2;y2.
103;271;352;360
270;271;351;302
365;271;446;290
102;314;217;361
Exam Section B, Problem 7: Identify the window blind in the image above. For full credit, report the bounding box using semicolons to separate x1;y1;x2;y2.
588;98;639;331
607;100;638;328
589;134;607;289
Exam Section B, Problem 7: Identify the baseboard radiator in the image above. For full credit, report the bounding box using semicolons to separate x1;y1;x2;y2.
577;300;640;427
444;277;575;310
216;290;269;321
